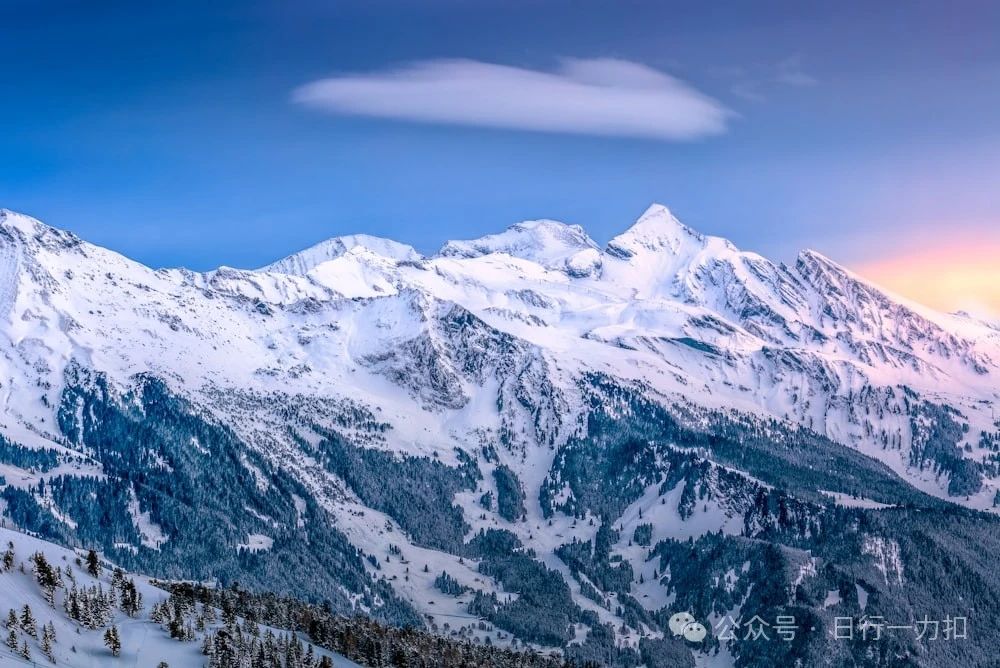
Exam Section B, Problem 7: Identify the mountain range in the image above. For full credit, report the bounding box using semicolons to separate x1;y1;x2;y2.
1;204;998;667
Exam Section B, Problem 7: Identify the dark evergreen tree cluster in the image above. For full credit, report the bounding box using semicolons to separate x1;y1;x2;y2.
0;434;63;472
905;397;983;495
63;583;115;628
631;523;653;547
111;568;143;616
470;550;588;647
203;626;332;668
556;524;632;595
492;465;526;522
150;595;207;640
318;434;480;552
159;582;570;668
433;571;469;596
30;551;63;605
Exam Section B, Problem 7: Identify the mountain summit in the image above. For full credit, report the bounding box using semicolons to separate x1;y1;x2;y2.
261;233;422;274
605;203;712;258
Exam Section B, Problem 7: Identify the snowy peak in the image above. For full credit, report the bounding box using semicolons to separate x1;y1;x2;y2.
0;208;39;234
438;219;599;274
0;208;84;255
599;204;785;315
261;233;421;275
605;203;717;259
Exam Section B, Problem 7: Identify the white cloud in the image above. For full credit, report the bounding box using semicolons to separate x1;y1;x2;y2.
292;58;731;141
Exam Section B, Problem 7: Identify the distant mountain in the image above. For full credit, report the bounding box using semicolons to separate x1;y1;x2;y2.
259;233;422;274
0;204;998;667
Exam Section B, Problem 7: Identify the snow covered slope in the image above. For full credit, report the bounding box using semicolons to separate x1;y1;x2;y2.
0;204;998;665
0;525;354;667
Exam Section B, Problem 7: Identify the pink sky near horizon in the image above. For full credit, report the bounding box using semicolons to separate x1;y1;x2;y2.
852;242;1000;319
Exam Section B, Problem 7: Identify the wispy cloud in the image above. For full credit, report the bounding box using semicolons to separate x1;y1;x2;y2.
293;58;732;141
730;81;766;103
775;55;817;87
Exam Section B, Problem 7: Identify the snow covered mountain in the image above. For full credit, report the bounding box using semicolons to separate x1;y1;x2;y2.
1;204;999;666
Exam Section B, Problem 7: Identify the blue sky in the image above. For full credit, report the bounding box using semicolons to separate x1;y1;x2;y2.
2;0;999;283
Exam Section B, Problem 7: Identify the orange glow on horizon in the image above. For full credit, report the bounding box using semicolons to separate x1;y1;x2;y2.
853;243;1000;318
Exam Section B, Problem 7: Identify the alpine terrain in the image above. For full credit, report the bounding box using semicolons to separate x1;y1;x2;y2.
1;204;999;667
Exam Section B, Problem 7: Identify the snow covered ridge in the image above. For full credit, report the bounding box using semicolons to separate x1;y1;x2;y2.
0;203;996;505
1;204;1000;665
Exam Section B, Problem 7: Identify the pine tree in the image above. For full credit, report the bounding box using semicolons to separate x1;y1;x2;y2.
20;604;36;638
31;552;61;606
86;549;101;579
1;542;13;572
150;601;163;624
119;578;143;616
41;623;56;663
104;625;121;657
19;639;31;660
5;628;16;650
4;609;16;630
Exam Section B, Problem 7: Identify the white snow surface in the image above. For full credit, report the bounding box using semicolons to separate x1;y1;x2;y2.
0;203;999;653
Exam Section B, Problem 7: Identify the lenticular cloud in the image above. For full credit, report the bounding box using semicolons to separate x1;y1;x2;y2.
293;58;731;141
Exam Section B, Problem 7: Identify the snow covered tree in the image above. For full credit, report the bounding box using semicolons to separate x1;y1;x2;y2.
5;628;16;650
20;604;36;637
31;552;62;606
41;623;56;663
118;578;143;616
104;625;121;657
1;542;13;572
